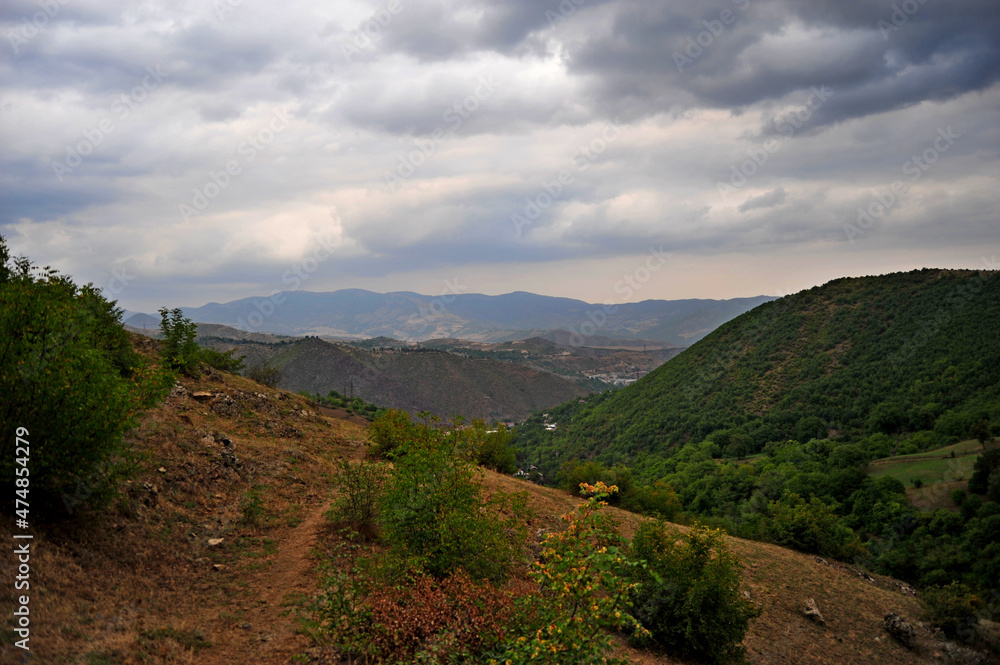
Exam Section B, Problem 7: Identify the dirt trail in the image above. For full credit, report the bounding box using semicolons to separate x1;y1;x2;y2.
200;500;330;665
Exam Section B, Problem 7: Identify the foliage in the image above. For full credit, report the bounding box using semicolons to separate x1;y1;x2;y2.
158;307;200;375
629;522;761;664
368;408;430;458
0;236;170;510
304;389;385;419
472;421;518;474
325;458;389;540
308;545;519;665
922;582;982;638
198;346;245;373
494;482;646;664
379;418;529;582
969;448;1000;495
766;492;866;560
516;269;1000;481
245;362;282;388
239;484;266;526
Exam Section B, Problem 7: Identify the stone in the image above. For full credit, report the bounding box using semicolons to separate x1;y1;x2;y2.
884;612;916;648
207;538;224;547
804;598;826;625
192;391;213;401
212;564;226;572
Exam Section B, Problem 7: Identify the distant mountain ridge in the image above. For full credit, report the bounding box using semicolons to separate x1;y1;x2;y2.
148;289;774;345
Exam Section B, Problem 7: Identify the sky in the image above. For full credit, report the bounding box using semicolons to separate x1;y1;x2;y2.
2;0;998;312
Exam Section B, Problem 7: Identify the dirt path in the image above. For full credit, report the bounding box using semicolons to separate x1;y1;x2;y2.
201;500;330;665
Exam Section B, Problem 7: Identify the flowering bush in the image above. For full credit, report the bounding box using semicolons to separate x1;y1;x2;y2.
494;482;647;664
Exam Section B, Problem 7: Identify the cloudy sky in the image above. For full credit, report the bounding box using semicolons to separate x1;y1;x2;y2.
2;0;998;312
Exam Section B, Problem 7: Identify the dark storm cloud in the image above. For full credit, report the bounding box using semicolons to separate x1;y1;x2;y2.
565;0;1000;129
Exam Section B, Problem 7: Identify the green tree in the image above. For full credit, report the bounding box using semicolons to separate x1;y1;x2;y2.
969;449;1000;495
0;236;170;510
158;307;200;375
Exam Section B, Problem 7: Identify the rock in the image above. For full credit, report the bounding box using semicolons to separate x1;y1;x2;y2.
211;564;226;572
941;641;990;665
742;590;752;600
192;391;213;401
884;613;917;648
814;556;829;566
157;466;166;473
207;538;224;547
804;598;826;625
976;619;1000;653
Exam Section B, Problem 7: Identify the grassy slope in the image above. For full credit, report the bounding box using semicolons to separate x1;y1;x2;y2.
0;337;959;665
531;269;1000;472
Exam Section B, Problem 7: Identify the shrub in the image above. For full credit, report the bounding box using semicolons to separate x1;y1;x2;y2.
629;522;761;664
368;409;425;458
496;482;645;664
245;362;282;388
325;458;389;540
158;307;200;375
378;416;529;582
923;582;982;638
0;237;170;510
309;558;518;664
198;346;245;373
474;422;518;474
239;485;266;526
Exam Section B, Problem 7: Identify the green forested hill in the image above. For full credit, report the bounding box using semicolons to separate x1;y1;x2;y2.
519;269;1000;477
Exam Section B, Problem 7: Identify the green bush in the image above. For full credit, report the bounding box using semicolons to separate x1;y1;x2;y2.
325;458;389;540
497;482;645;664
378;415;529;582
368;409;427;458
473;422;518;474
198;346;245;373
0;237;170;511
923;582;981;638
245;362;282;388
629;522;761;664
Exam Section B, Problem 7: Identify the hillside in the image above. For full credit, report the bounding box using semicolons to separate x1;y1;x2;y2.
0;338;975;665
207;336;590;422
520;269;1000;473
165;289;772;345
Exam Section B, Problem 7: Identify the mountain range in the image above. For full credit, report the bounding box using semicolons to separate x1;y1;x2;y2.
126;289;774;346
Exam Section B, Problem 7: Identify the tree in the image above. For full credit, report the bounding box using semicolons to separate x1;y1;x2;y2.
245;362;282;388
0;236;170;510
158;307;200;374
971;418;992;446
969;449;1000;495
